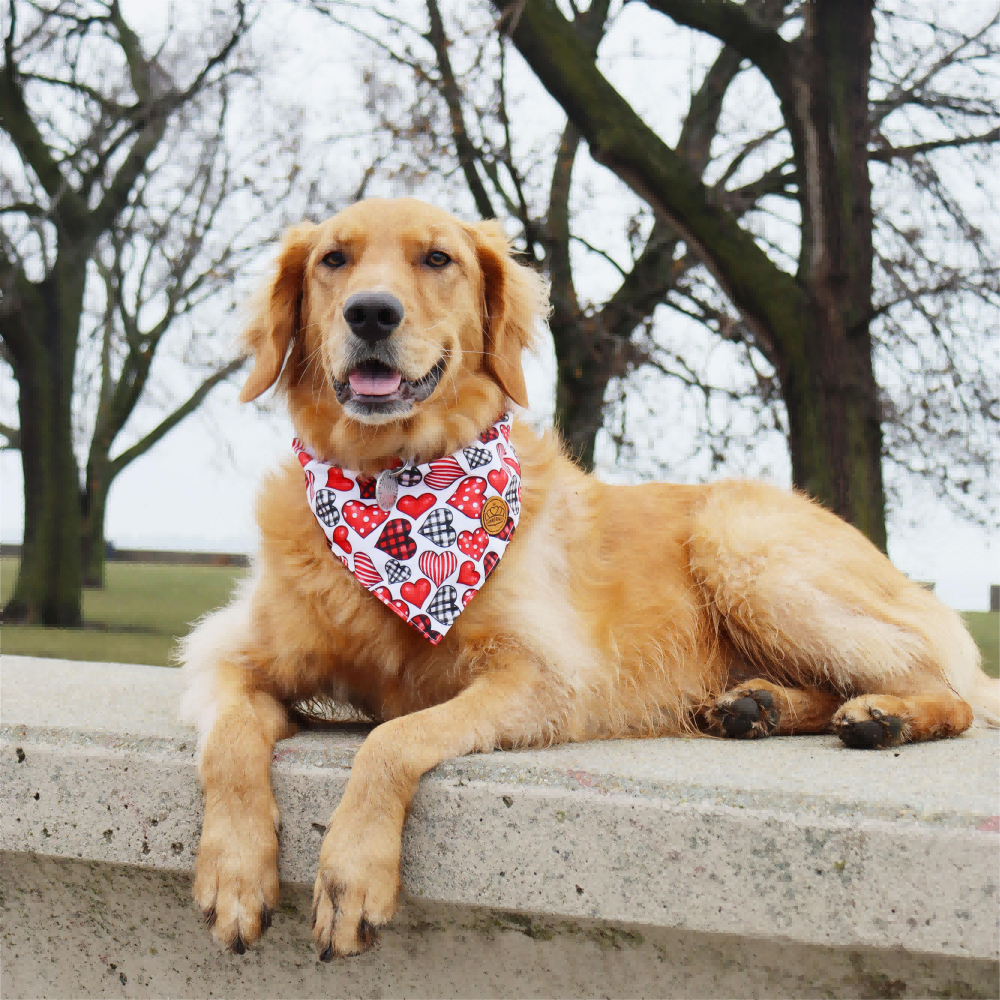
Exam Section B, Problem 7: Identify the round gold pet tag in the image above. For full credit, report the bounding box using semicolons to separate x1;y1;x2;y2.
480;496;509;535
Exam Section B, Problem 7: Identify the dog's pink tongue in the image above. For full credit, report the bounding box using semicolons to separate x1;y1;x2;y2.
349;368;401;396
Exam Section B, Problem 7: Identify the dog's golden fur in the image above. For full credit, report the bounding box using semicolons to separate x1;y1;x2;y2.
181;197;999;959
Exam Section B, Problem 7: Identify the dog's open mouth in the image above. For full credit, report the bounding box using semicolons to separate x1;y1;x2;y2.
333;358;447;418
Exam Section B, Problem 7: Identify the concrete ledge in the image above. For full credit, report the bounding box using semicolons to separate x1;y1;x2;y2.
2;655;998;998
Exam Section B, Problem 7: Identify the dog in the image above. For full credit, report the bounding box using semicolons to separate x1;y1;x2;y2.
180;197;999;959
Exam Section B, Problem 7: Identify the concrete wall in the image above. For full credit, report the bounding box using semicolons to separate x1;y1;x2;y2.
2;656;998;999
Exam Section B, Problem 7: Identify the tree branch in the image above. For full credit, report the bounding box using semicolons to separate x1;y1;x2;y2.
0;420;20;450
869;127;999;163
108;357;245;478
424;0;496;220
494;0;805;359
640;0;794;107
1;1;88;230
91;2;249;237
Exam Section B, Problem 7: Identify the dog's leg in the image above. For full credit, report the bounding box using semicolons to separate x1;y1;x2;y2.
832;680;974;748
192;670;292;953
311;657;563;959
709;679;842;738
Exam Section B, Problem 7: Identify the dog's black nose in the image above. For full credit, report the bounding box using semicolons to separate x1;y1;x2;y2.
343;292;404;343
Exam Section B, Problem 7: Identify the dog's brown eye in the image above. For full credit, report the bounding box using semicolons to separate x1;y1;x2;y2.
425;250;451;268
322;250;346;269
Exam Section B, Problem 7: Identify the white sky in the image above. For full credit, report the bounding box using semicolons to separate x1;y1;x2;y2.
1;0;997;610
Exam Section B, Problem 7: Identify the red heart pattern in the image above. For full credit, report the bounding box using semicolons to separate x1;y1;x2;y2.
447;477;487;519
457;528;488;560
326;467;354;491
372;586;410;621
294;414;519;646
410;614;441;642
332;525;352;553
375;519;417;561
487;467;508;493
400;578;431;608
398;493;436;518
419;550;457;587
353;552;382;587
424;456;465;489
343;501;389;537
497;442;520;476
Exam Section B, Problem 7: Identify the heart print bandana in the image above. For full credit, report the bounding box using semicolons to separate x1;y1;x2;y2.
294;413;521;644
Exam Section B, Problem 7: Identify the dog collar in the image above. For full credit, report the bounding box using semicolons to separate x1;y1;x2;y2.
293;413;521;645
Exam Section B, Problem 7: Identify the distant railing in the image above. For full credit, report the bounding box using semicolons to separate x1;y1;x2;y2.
0;543;250;568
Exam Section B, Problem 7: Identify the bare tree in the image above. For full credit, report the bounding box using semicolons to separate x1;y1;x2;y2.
310;0;792;472
309;0;999;545
0;0;289;620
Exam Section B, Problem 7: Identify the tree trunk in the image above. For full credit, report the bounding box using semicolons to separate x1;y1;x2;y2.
783;0;886;549
80;460;111;589
3;266;85;625
551;315;616;471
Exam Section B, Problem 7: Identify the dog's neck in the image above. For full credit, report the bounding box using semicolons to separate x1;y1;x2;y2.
289;381;509;476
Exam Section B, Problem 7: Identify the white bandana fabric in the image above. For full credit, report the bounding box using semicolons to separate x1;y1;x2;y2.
294;413;521;645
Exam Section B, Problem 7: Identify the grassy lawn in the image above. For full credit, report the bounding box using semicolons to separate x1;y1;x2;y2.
962;612;999;679
0;557;243;666
1;557;997;677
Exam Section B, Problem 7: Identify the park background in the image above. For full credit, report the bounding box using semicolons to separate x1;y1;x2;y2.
1;0;997;671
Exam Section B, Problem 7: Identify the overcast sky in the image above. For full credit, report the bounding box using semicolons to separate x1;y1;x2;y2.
1;0;997;610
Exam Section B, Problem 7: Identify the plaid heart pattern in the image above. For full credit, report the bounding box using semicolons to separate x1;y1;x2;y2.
396;467;423;487
462;445;492;469
314;488;340;527
504;477;521;517
375;518;418;561
418;508;457;548
384;559;411;584
427;584;460;627
293;413;520;645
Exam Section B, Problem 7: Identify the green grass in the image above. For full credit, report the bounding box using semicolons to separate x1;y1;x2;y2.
1;557;998;677
0;557;243;666
961;612;999;678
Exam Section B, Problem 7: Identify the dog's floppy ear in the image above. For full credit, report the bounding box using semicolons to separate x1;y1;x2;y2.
238;222;317;403
466;219;549;408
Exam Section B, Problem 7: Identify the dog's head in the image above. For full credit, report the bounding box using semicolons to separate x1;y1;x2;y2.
240;198;548;467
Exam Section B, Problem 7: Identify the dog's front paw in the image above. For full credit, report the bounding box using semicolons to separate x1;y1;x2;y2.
311;806;401;959
832;696;907;749
710;683;780;738
194;796;281;953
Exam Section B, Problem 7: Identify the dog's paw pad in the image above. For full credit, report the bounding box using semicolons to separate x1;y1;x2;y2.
834;706;904;749
714;688;778;738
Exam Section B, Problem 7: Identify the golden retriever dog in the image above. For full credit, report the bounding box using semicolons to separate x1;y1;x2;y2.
180;197;999;959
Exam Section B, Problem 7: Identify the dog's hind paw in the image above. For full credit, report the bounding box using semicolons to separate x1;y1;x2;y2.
710;684;780;739
832;697;906;749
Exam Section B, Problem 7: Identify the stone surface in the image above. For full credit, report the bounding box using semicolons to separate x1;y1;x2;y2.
4;851;998;1000
2;653;999;996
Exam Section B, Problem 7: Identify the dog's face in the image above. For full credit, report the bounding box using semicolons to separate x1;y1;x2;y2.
239;198;548;466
